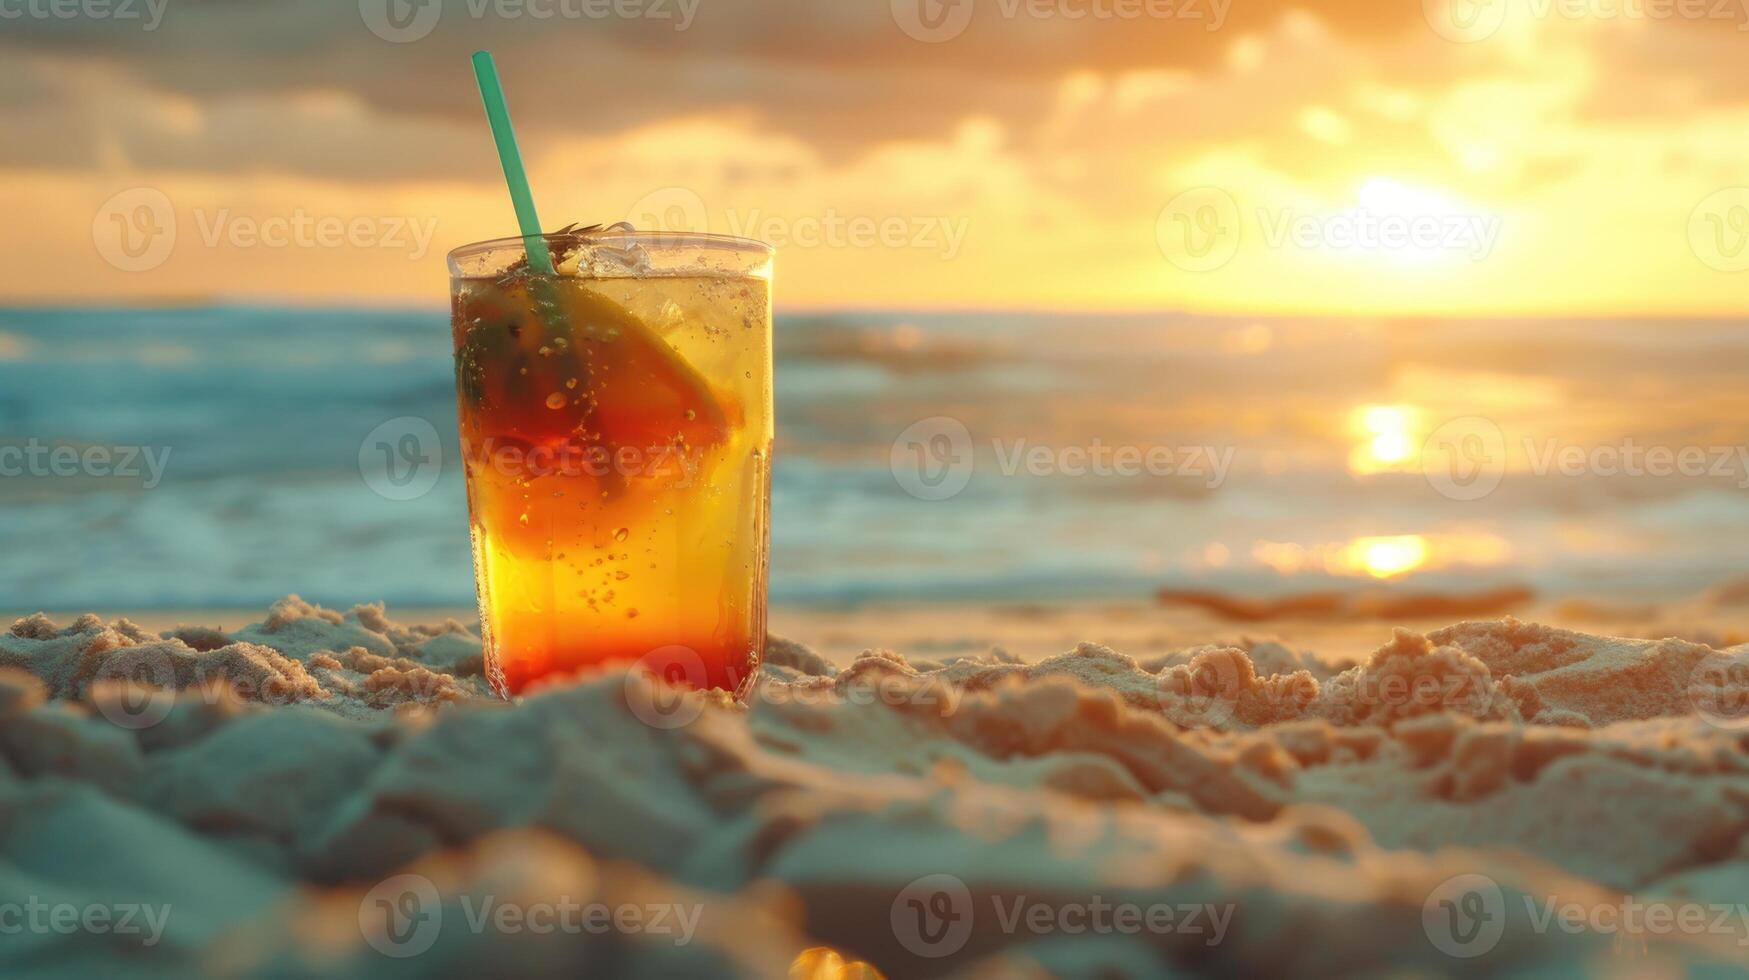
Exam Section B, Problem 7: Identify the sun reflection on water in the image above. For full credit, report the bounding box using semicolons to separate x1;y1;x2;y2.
1248;532;1510;581
1348;403;1423;475
1347;535;1430;579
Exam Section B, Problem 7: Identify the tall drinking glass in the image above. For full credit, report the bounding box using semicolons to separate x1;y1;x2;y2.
446;230;773;698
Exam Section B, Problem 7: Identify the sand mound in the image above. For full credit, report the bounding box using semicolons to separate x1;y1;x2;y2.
2;598;1746;977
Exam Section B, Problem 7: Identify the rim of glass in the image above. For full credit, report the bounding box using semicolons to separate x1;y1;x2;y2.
447;230;772;270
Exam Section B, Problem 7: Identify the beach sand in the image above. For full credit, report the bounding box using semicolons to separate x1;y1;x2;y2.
2;594;1748;977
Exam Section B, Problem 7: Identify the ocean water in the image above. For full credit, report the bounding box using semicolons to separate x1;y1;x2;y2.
2;305;1747;611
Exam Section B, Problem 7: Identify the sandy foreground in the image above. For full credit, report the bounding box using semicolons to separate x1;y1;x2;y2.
2;596;1748;977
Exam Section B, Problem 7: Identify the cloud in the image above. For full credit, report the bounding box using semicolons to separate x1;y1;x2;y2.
1;1;1747;313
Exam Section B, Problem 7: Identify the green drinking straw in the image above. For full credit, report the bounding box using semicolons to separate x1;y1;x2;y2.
465;49;724;428
471;50;556;276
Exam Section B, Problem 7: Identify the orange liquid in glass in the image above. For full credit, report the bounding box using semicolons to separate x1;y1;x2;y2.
450;272;771;697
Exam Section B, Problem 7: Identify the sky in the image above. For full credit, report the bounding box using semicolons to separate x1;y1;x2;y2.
3;0;1748;313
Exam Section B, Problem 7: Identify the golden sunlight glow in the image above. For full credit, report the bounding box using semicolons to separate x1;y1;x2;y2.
8;8;1747;314
790;947;886;979
1250;531;1510;580
1354;179;1454;221
1345;535;1430;579
1348;404;1422;475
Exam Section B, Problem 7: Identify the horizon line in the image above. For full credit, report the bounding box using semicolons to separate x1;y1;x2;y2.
0;297;1745;323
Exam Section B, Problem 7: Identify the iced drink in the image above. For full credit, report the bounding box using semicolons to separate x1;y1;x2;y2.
446;230;772;697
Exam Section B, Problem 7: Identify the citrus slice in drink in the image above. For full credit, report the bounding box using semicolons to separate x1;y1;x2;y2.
457;278;729;457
